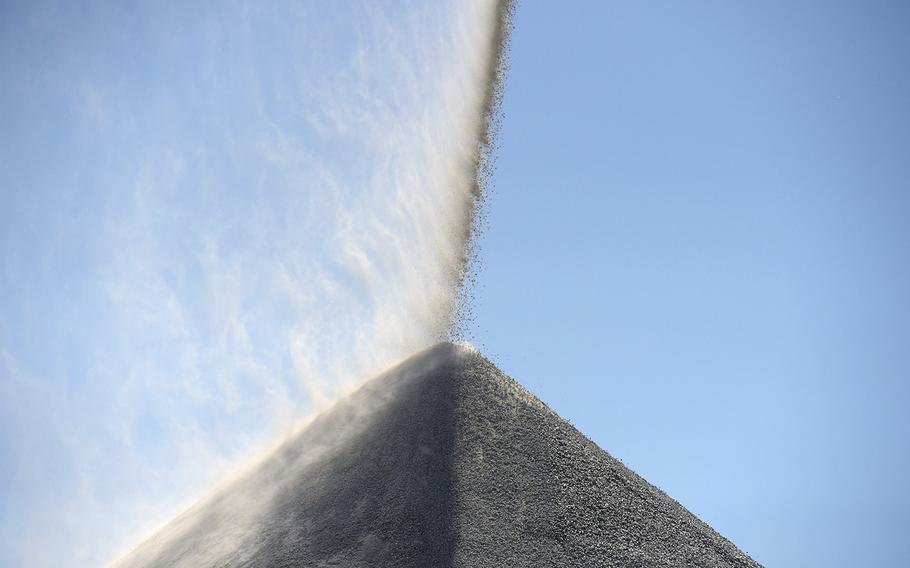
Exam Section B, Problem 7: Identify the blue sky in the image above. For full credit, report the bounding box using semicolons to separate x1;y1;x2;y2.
469;2;910;566
1;1;908;567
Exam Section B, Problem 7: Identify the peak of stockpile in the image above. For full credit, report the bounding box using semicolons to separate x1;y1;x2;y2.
113;343;761;567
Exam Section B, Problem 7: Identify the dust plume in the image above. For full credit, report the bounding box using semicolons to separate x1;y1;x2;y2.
0;1;513;566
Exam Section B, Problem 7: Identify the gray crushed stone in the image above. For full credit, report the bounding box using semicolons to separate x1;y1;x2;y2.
113;342;762;567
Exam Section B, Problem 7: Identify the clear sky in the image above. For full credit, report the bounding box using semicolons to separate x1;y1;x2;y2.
1;2;908;568
469;2;910;566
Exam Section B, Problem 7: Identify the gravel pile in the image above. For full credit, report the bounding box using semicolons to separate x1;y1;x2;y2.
113;342;761;567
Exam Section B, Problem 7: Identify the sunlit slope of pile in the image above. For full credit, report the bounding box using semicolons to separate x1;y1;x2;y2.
113;343;761;567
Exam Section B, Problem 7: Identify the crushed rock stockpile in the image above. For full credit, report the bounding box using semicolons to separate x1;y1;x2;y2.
112;343;762;567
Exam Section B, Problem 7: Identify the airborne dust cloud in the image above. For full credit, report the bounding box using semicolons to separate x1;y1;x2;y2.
0;1;513;566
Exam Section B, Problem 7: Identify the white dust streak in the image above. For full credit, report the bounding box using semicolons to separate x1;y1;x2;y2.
0;1;512;567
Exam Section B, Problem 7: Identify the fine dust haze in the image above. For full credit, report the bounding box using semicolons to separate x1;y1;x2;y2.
0;1;513;566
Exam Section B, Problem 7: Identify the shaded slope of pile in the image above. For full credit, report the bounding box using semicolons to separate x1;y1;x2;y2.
113;343;762;567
